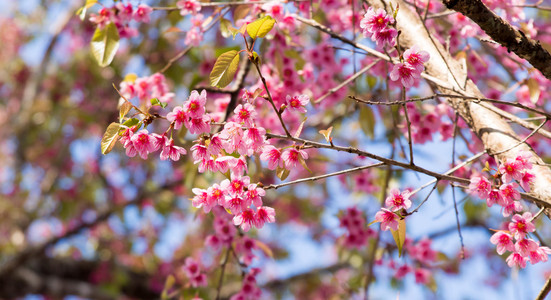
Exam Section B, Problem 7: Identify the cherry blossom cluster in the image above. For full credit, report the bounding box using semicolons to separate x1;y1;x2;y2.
468;152;535;217
402;102;457;144
490;212;551;269
389;237;437;285
89;3;152;38
374;188;412;231
120;73;175;104
182;257;208;288
230;269;263;300
338;207;376;249
360;8;430;88
120;127;187;161
360;7;398;47
468;152;550;267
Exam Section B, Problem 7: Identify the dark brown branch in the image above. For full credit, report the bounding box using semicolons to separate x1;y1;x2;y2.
0;182;178;280
442;0;551;80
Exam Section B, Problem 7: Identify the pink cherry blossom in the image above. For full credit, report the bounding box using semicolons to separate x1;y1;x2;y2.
192;188;212;212
281;147;309;169
515;238;539;256
374;208;399;231
506;252;528;268
130;130;156;159
183;90;207;118
529;246;551;264
186;114;211;135
490;231;514;255
403;45;430;72
498;158;523;183
509;212;535;240
160;139;187;161
390;63;419;88
499;182;520;203
133;4;153;23
360;8;394;35
520;171;535;192
384;188;412;210
244;184;265;207
167;106;187;130
255;206;276;228
234;103;257;126
468;175;492;200
372;28;398;47
285;94;309;113
260;145;283;170
233;208;257;232
177;0;201;16
183;257;201;278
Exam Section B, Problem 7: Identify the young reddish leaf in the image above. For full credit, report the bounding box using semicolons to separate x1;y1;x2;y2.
90;22;120;67
255;240;274;258
210;50;240;88
390;218;406;257
119;101;132;122
233;5;251;22
319;126;333;143
526;78;541;104
294;117;307;138
253;88;264;99
101;122;122;154
298;156;312;174
246;16;276;39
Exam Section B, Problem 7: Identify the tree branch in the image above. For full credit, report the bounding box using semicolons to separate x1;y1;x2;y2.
442;0;551;80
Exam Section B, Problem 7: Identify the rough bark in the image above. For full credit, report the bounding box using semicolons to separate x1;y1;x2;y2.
367;0;551;213
442;0;551;80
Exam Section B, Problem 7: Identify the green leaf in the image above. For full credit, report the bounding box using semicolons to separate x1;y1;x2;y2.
150;98;168;108
246;16;276;39
122;118;140;129
219;18;234;38
119;101;132;122
390;218;406;257
359;106;376;138
210;50;240;88
90;22;120;67
276;166;290;181
161;275;175;300
76;0;97;21
101;122;122;154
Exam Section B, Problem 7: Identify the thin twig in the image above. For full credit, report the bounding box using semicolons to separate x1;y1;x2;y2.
489;118;548;156
251;61;291;137
265;133;471;185
215;246;232;300
264;163;385;190
315;59;381;104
